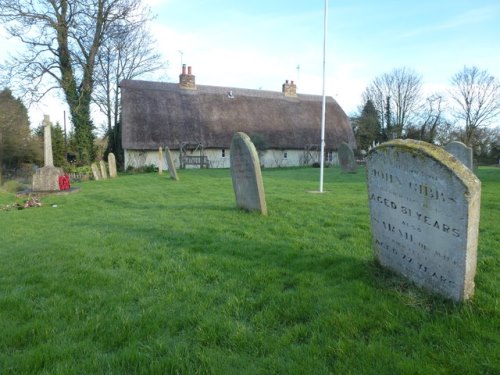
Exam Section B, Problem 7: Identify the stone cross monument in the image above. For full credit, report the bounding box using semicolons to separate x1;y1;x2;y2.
32;115;64;191
43;115;54;167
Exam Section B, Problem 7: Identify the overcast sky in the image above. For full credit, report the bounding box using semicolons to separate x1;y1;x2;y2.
1;0;500;131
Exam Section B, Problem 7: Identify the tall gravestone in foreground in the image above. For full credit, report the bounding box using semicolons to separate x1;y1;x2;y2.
445;141;473;170
338;142;357;173
108;153;117;178
32;115;64;191
230;132;267;215
366;139;481;301
165;147;178;181
158;147;164;175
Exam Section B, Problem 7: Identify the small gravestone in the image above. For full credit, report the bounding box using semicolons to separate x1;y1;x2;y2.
230;132;267;215
32;115;64;191
165;147;178;181
91;163;101;180
99;160;108;179
158;147;164;175
108;153;117;178
445;141;473;170
366;139;481;301
338;142;357;173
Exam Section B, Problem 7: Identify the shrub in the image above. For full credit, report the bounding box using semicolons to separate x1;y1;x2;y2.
142;164;158;173
125;164;158;174
67;165;92;174
2;180;25;193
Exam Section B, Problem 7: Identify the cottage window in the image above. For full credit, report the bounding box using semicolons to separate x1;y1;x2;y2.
222;149;226;158
283;151;288;159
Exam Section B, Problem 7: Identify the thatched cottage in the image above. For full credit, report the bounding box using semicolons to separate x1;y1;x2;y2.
120;65;355;169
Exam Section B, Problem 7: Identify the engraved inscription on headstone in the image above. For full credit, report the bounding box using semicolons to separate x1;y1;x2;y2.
445;141;473;170
230;132;267;215
366;139;481;301
108;153;117;178
165;147;178;180
99;160;108;179
158;147;164;175
338;142;357;173
91;163;101;181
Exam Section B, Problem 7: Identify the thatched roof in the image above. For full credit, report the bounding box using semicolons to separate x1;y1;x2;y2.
120;79;355;150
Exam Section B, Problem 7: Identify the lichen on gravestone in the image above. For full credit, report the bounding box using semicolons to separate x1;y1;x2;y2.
108;153;117;178
366;139;481;301
165;147;178;181
338;142;357;173
230;132;267;215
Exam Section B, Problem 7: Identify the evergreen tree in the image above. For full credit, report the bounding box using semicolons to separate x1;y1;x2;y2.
0;88;33;172
52;122;67;168
384;96;393;139
105;121;124;170
354;100;383;151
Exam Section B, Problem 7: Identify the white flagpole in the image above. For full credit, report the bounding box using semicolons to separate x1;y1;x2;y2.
319;0;328;192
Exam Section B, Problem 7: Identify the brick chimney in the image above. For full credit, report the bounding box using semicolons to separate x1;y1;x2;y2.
282;79;297;97
179;64;196;89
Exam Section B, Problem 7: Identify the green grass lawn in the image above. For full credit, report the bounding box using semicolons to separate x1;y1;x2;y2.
0;166;498;374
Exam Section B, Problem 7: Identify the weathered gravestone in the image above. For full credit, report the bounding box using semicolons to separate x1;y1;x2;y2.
32;115;64;191
165;147;178;181
91;163;101;180
158;147;164;175
230;132;267;215
108;153;117;178
338;142;357;173
99;160;108;179
445;141;473;170
366;139;481;301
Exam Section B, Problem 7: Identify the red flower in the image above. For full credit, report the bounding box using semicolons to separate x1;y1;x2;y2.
58;174;71;190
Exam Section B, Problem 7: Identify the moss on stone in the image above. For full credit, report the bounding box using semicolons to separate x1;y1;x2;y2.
372;139;481;195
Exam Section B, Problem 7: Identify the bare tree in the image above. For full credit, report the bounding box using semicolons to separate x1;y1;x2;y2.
0;0;151;165
93;20;167;134
362;67;423;139
449;66;500;146
412;94;447;143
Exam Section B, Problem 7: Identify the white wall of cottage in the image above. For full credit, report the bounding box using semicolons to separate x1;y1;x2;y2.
124;148;339;170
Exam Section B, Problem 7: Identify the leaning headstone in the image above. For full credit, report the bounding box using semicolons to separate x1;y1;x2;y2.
108;153;117;178
366;139;481;301
32;115;64;191
165;147;178;180
99;160;108;179
158;147;164;175
230;132;267;215
444;141;473;170
338;142;357;173
91;163;101;181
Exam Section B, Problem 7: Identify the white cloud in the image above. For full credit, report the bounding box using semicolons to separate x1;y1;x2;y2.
400;5;500;39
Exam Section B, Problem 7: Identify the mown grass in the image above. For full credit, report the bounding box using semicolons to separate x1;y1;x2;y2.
0;166;498;374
